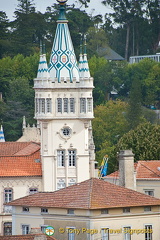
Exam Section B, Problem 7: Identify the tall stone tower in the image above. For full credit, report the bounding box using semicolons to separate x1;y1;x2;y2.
34;0;95;191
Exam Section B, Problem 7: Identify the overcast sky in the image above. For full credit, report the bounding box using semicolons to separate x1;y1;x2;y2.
1;0;112;20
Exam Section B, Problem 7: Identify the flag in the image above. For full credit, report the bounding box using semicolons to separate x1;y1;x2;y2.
100;155;108;177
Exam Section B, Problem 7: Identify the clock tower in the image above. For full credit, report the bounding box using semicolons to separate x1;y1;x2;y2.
34;0;95;191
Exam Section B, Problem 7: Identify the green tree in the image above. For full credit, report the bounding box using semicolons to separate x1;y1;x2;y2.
0;11;10;58
93;100;128;164
116;122;160;161
126;73;143;130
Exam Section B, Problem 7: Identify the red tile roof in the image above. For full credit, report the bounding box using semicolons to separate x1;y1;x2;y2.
0;234;56;240
0;142;41;177
7;178;160;209
105;160;160;180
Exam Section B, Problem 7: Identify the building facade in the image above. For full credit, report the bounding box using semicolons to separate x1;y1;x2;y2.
34;0;95;191
8;178;160;240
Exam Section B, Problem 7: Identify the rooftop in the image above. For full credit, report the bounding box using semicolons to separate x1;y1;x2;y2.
105;160;160;180
0;142;41;177
7;178;160;209
0;234;56;240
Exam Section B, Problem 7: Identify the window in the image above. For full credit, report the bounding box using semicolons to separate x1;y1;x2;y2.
57;150;65;167
62;128;71;136
124;227;131;240
101;228;109;240
41;208;48;213
46;98;52;113
144;190;154;196
22;225;29;235
4;189;13;203
87;98;92;112
4;222;12;236
57;98;62;113
123;207;130;213
57;179;66;190
68;179;76;186
22;207;29;212
101;209;108;214
64;98;68;113
68;227;75;240
70;98;75;113
41;225;48;234
145;225;152;240
80;98;86;113
144;206;151;212
29;188;38;195
35;98;38;113
39;98;45;113
68;150;76;166
67;209;74;215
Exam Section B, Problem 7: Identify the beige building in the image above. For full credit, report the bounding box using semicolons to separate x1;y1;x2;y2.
7;178;160;240
104;150;160;198
0;142;42;235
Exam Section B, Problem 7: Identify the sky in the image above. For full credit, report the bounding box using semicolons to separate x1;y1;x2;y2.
1;0;113;21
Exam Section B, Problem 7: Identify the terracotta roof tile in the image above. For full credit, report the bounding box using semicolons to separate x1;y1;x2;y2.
0;142;40;156
105;161;160;180
0;234;56;240
7;178;160;209
0;143;41;177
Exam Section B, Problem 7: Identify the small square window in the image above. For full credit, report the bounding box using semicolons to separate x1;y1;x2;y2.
123;207;130;213
67;209;74;215
29;188;38;195
22;207;29;212
41;208;48;213
101;209;108;214
144;206;151;212
144;190;154;196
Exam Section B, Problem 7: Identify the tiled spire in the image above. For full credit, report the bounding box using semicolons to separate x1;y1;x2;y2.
37;41;50;79
83;35;90;78
49;0;79;82
0;125;5;142
79;36;84;78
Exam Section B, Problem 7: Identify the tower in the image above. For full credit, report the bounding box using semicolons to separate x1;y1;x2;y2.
34;0;95;191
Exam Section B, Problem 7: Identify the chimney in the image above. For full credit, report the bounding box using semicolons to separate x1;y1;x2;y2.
118;150;135;190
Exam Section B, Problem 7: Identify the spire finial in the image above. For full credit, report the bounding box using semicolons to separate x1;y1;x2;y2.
0;125;5;142
40;40;43;55
57;0;68;21
84;34;87;54
23;116;26;129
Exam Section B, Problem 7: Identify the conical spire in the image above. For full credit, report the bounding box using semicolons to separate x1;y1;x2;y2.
49;0;79;83
37;41;50;79
83;35;90;78
0;125;5;142
23;116;26;129
79;36;84;78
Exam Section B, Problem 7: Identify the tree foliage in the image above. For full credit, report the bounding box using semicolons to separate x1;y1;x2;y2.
116;122;160;161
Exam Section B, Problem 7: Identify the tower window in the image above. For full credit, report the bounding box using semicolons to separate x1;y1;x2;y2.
57;98;62;113
87;98;92;112
80;98;86;113
64;98;68;113
70;98;75;113
46;98;52;113
39;98;45;113
68;150;76;166
57;179;66;190
29;188;38;195
57;150;65;167
35;98;38;113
